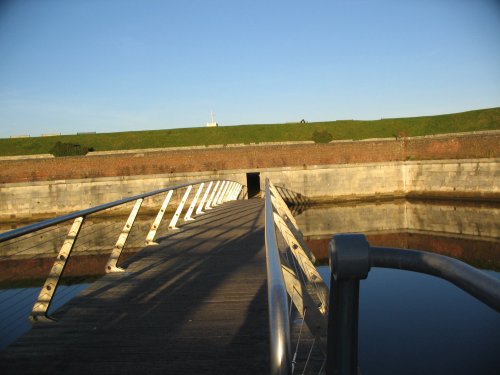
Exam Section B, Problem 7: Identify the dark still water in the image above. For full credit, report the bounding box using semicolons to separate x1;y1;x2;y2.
299;199;500;375
0;284;90;351
0;211;156;350
317;267;499;375
1;198;498;374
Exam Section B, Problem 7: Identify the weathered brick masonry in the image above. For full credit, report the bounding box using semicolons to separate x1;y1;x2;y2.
1;132;498;184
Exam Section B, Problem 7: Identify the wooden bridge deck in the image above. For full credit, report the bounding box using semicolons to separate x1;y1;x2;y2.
0;199;269;374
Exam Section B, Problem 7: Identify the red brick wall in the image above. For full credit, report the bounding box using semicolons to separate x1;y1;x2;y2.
1;133;498;184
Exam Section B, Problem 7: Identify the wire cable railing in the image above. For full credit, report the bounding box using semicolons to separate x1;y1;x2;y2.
264;178;292;375
265;178;328;375
264;178;500;375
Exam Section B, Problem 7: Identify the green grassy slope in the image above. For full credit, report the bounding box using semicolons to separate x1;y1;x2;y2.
1;107;499;156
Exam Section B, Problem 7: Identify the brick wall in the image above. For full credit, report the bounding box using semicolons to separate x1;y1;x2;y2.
1;132;498;184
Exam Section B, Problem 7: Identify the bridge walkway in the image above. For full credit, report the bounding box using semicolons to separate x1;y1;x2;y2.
0;199;269;374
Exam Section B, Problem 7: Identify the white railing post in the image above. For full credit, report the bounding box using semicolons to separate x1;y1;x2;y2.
205;181;221;210
217;181;231;204
232;184;243;200
226;182;237;202
168;185;193;230
269;182;299;230
196;181;213;215
31;217;84;321
225;182;235;201
146;190;174;245
106;198;143;272
224;182;236;202
212;181;226;207
234;184;245;199
184;183;205;221
264;179;292;374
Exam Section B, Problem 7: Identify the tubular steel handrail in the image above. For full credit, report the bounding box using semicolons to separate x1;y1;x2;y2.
264;179;500;375
370;246;500;311
0;179;244;322
264;178;292;375
326;233;500;375
1;181;202;243
265;179;330;374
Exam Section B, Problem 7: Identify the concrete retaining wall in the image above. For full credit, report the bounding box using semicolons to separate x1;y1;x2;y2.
262;158;499;201
0;158;498;220
0;170;247;220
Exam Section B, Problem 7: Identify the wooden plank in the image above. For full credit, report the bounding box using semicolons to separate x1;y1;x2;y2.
0;200;269;375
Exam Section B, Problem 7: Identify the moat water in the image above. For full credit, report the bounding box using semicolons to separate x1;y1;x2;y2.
297;199;499;374
1;199;499;374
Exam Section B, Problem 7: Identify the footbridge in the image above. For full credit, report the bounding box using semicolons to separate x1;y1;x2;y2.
1;179;499;375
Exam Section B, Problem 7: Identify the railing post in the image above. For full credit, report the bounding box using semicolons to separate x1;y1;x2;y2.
168;185;193;230
196;181;213;214
233;184;243;200
30;217;85;322
227;182;237;201
326;234;371;375
212;181;226;206
269;182;299;230
205;180;220;210
184;183;205;221
220;181;233;203
217;181;231;204
146;190;174;245
264;179;292;375
106;198;143;273
230;182;240;200
272;212;328;312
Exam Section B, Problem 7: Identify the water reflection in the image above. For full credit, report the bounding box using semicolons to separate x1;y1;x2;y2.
301;199;500;375
297;199;500;270
0;283;90;350
316;266;500;375
0;212;163;350
1;198;499;371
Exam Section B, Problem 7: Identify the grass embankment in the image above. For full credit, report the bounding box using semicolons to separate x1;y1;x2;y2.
1;107;499;157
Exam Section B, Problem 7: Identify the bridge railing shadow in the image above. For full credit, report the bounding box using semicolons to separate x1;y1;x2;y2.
0;178;246;350
1;197;269;373
273;185;312;216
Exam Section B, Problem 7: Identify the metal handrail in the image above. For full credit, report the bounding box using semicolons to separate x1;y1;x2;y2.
370;246;500;312
1;178;244;322
264;178;292;375
0;179;240;243
326;233;500;375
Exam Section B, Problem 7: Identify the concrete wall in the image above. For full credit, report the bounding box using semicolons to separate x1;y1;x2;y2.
262;163;405;200
405;160;499;198
262;158;499;201
0;170;247;220
0;158;498;220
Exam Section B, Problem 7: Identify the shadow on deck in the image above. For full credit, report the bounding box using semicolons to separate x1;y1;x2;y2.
0;199;269;374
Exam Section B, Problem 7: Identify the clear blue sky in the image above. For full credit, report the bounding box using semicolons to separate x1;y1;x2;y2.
1;0;499;138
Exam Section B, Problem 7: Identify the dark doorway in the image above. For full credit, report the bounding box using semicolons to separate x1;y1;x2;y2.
246;172;261;198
